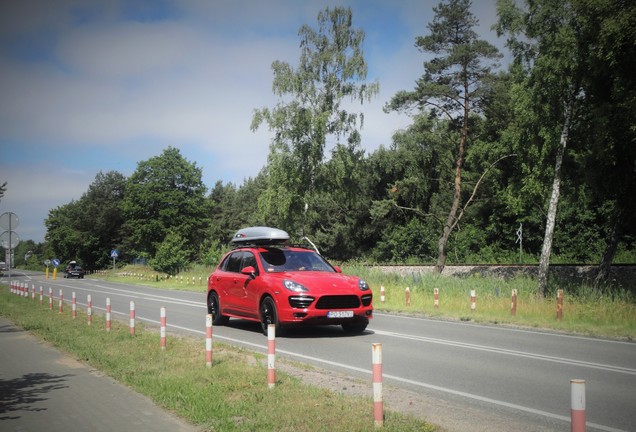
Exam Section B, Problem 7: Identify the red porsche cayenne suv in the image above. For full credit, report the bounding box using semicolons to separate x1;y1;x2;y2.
206;227;373;335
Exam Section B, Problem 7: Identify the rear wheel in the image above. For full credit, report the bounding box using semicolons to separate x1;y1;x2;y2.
207;291;228;325
260;296;281;336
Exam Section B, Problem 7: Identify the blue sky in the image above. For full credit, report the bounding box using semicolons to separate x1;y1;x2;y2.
0;0;506;243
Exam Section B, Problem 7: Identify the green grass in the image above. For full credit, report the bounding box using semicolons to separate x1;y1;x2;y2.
0;288;435;432
346;265;636;339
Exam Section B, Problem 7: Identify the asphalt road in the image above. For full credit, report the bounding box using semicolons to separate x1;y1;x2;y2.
3;271;635;432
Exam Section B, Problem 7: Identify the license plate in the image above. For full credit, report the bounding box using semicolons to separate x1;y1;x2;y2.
327;310;354;318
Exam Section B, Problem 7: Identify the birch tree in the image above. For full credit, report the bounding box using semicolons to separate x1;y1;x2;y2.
251;7;379;234
496;0;586;297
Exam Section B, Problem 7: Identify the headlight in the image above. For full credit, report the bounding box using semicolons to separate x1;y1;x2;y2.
283;279;309;292
358;279;370;291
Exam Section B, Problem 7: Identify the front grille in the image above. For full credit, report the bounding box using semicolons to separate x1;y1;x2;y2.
289;296;315;308
315;295;360;310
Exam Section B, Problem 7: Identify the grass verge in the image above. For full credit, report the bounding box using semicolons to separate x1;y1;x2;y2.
0;288;435;432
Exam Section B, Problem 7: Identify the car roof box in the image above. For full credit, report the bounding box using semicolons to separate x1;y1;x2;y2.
230;226;290;245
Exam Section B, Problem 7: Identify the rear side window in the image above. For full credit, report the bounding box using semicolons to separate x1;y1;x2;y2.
221;251;259;275
224;252;243;273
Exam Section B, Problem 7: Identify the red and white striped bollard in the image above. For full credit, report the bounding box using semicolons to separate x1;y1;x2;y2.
72;292;77;319
268;324;276;389
470;290;476;311
205;314;213;367
160;307;167;350
511;289;517;316
405;287;411;306
434;288;439;309
58;289;63;313
372;343;383;428
129;301;135;336
380;286;385;303
48;287;53;310
105;297;111;331
87;295;92;325
570;379;586;432
31;284;35;302
39;286;43;305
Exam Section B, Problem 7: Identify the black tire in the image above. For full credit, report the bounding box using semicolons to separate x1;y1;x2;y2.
260;296;281;336
207;291;228;325
342;321;368;334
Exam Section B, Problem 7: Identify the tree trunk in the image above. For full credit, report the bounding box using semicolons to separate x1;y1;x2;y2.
435;101;468;273
594;211;622;289
537;103;573;298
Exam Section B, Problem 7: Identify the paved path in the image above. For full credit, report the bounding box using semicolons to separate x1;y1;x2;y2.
0;317;200;432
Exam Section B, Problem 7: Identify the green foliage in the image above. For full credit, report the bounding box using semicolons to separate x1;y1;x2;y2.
149;231;191;276
384;0;503;271
121;147;211;261
251;6;379;235
45;171;126;269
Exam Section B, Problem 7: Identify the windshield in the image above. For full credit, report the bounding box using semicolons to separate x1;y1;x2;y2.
259;249;335;273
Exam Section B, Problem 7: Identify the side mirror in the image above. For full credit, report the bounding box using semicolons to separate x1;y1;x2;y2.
241;266;257;278
333;265;342;273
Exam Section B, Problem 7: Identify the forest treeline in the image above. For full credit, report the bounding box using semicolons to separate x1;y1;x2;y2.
7;0;635;292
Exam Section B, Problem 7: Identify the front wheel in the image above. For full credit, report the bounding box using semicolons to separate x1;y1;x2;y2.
260;296;281;336
207;291;228;325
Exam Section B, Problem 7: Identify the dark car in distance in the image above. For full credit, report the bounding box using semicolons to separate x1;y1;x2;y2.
207;227;373;335
65;261;85;279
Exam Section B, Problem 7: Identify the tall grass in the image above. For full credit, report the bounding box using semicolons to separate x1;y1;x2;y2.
0;288;434;431
345;265;636;339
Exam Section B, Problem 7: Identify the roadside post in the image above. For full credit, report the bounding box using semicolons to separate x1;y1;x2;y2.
570;379;586;432
267;324;276;389
130;301;136;336
205;314;213;367
557;289;564;321
434;288;439;309
511;289;517;316
105;297;111;331
160;307;167;351
372;343;383;428
87;294;93;325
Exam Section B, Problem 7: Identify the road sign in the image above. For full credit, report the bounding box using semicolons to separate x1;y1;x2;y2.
0;231;19;249
52;258;60;267
110;249;119;258
45;259;51;266
0;212;19;230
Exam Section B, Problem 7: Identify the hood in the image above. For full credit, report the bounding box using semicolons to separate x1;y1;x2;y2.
268;271;362;295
